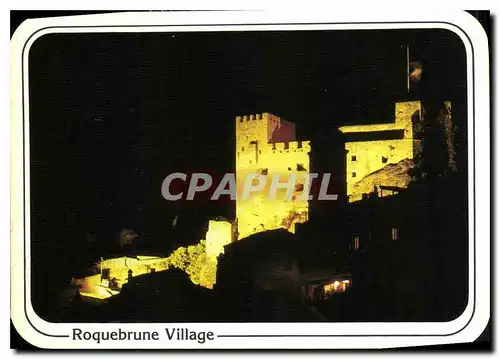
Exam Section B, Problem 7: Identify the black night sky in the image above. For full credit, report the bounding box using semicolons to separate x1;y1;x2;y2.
27;28;467;300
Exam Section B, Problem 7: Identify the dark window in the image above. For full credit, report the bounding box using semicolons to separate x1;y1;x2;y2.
382;156;388;164
241;146;244;151
102;268;110;280
352;172;357;178
296;163;307;171
260;168;268;175
288;167;292;171
295;183;304;192
351;155;357;162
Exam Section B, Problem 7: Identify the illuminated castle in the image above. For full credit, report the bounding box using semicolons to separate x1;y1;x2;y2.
339;101;422;202
235;113;311;240
207;103;422;259
204;113;311;262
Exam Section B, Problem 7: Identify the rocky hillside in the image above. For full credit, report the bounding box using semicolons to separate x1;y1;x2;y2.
350;158;414;201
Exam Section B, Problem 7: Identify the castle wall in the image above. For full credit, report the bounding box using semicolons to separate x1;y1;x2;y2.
340;101;421;202
73;273;102;294
340;101;420;135
345;139;414;201
235;113;310;240
73;256;171;299
205;220;233;261
100;256;170;282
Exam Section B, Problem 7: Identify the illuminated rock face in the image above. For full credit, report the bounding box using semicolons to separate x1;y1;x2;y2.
235;113;310;240
350;158;415;198
205;220;233;261
339;101;422;202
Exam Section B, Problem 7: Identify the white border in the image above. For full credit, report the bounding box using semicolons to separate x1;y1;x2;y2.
10;10;490;349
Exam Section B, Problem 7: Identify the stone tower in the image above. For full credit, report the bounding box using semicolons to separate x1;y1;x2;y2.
235;113;311;240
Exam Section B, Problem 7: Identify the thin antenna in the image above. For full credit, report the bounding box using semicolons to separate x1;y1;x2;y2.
406;45;410;93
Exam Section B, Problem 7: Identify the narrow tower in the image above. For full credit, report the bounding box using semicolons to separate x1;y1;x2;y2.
235;113;311;240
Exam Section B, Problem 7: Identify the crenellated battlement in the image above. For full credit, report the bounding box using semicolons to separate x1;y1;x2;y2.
274;142;286;151
237;113;265;122
265;140;311;153
288;141;311;152
236;112;283;123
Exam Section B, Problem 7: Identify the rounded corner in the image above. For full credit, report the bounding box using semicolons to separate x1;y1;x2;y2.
11;19;57;65
469;315;491;343
460;11;489;45
443;296;473;326
450;301;490;343
10;312;46;349
438;288;486;339
11;19;41;53
448;11;489;56
28;296;61;325
11;18;33;43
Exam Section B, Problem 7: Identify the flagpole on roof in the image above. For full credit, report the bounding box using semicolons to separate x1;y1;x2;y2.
407;45;410;93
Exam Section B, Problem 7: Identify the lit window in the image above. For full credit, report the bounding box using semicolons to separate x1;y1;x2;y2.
354;236;360;250
351;155;357;162
392;227;398;241
324;280;351;296
352;172;357;178
382;156;388;164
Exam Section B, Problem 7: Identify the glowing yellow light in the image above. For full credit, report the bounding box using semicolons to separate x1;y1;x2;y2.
323;282;336;295
339;101;421;202
206;220;232;261
236;113;310;240
74;256;172;299
322;279;352;297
